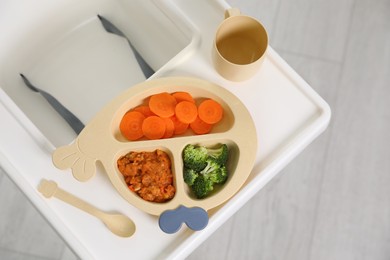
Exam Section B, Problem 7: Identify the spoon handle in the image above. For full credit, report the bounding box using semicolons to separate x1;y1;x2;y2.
38;179;104;219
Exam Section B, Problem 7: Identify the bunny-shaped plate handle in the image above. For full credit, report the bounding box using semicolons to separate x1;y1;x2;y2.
52;141;97;182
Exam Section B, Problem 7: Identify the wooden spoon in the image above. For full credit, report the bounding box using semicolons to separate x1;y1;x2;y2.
38;179;136;237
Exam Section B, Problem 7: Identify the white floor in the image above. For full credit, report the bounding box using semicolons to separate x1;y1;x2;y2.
1;0;390;259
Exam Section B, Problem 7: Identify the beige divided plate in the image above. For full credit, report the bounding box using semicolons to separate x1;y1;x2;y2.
52;77;257;215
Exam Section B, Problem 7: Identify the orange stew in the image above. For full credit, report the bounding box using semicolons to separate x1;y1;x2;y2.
117;150;175;203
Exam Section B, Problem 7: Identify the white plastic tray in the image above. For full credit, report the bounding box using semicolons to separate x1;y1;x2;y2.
0;0;330;259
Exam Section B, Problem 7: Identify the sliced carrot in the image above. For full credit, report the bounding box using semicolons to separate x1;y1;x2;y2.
120;111;145;141
190;116;213;135
162;117;175;138
170;115;189;135
172;91;195;104
142;116;167;139
133;105;155;117
149;92;177;118
142;116;166;140
175;101;198;124
198;99;223;124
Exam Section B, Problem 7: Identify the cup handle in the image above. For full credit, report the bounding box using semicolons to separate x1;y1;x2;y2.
224;8;241;19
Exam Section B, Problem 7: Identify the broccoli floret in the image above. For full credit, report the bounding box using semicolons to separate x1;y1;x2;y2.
205;144;228;165
200;158;220;176
209;165;228;184
182;144;208;171
200;159;228;184
183;167;198;186
192;175;214;199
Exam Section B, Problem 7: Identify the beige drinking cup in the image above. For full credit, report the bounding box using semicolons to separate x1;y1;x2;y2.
212;8;268;81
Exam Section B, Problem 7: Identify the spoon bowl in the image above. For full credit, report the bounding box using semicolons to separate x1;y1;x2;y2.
100;212;136;237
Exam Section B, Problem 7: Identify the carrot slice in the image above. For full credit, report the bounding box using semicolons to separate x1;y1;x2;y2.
190;116;213;135
162;117;175;138
149;92;177;118
172;92;195;104
198;99;223;124
133;105;155;117
142;116;166;140
120;111;146;141
175;101;198;124
170;115;189;135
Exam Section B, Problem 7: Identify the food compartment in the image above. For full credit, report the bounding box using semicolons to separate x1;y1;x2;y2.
181;139;239;200
111;85;236;142
113;146;178;205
